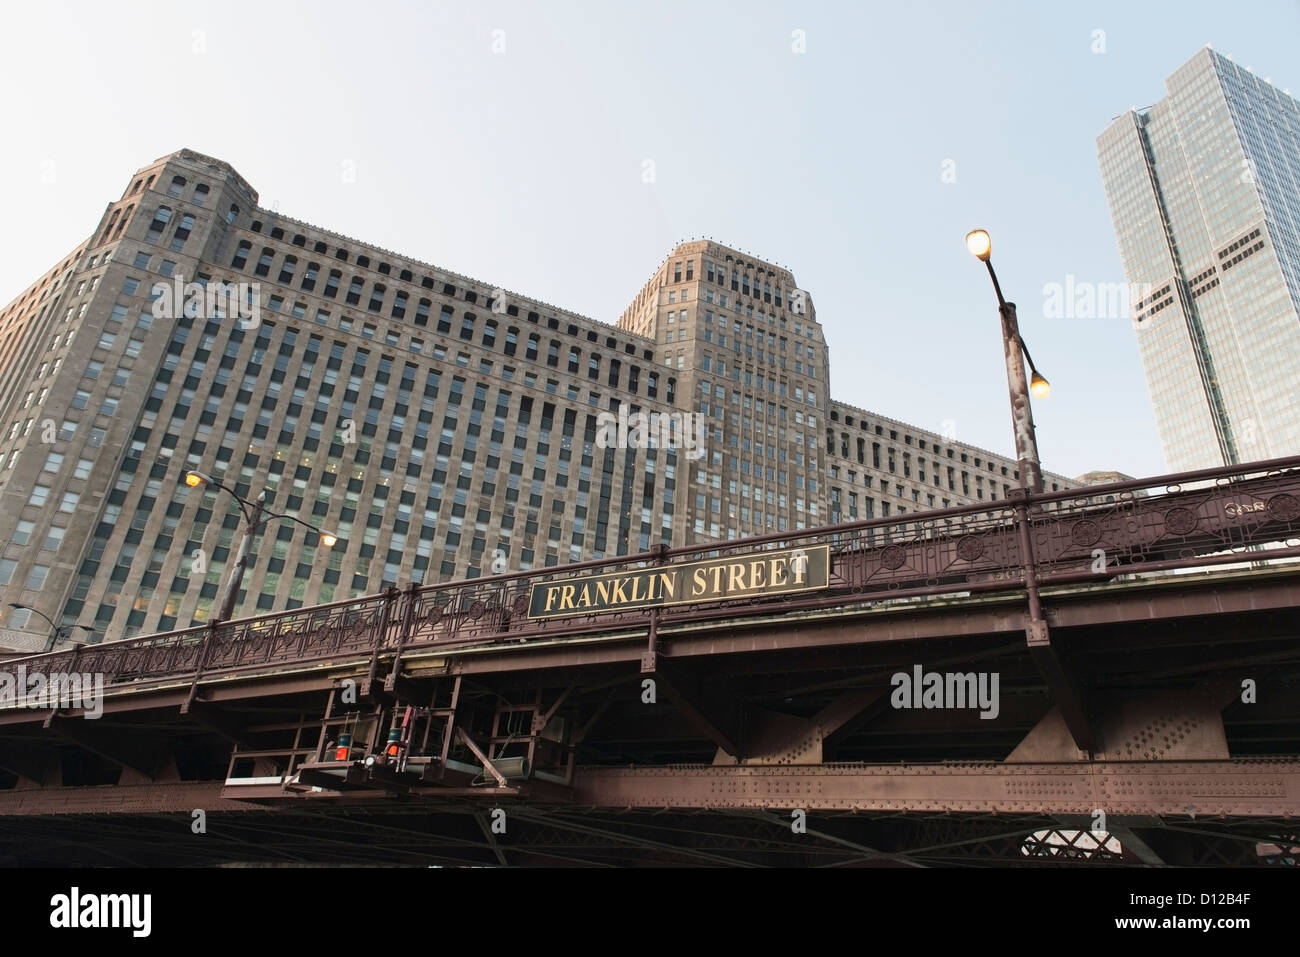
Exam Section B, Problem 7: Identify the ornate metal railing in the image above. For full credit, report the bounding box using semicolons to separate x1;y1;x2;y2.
4;455;1299;695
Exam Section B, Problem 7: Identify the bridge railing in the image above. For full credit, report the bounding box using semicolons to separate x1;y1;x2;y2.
1028;456;1300;585
3;455;1298;696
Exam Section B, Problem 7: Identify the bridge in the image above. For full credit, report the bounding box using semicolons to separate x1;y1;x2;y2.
2;456;1299;867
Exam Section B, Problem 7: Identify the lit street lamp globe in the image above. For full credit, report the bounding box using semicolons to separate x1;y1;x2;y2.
965;229;992;262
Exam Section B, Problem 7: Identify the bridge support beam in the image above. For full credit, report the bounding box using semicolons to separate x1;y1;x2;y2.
1091;691;1229;761
571;759;1300;817
1024;627;1095;754
1006;706;1088;762
180;699;245;744
0;744;56;785
3;759;1295;819
712;687;890;766
1013;485;1096;754
43;715;161;780
653;665;744;759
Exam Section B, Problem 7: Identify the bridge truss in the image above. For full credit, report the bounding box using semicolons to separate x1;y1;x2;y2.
2;456;1299;866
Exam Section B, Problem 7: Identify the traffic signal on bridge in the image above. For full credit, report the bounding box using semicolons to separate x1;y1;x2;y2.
335;733;352;762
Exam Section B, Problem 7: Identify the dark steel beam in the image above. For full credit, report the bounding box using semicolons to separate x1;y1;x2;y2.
653;665;744;759
571;760;1300;817
0;759;1273;818
44;715;160;780
474;810;508;866
817;687;892;758
179;699;245;744
0;744;52;784
1026;631;1095;753
454;727;507;787
0;781;236;816
742;810;925;868
1090;820;1167;866
505;807;764;867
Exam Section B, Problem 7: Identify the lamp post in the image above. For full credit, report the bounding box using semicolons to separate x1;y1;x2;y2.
184;471;338;624
8;603;93;652
963;231;1094;751
965;229;1049;495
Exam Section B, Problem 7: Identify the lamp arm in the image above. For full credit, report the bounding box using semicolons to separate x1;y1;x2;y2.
1019;338;1041;374
25;607;58;632
196;476;260;524
984;259;1008;309
265;511;331;540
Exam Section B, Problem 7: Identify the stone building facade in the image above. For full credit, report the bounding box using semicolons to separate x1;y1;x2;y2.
0;150;1073;649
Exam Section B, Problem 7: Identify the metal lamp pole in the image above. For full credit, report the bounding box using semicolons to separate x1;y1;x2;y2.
185;472;337;624
963;230;1093;752
965;229;1049;495
217;488;268;623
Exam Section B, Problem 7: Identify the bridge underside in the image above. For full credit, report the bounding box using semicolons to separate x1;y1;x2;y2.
0;796;1294;868
2;565;1298;867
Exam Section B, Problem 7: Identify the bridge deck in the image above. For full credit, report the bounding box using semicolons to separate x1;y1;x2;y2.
0;457;1297;866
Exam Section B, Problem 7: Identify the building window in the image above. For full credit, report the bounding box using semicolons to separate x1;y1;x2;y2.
144;206;173;244
25;565;50;590
170;214;195;251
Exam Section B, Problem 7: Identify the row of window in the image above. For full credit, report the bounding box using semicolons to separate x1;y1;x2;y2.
229;231;656;362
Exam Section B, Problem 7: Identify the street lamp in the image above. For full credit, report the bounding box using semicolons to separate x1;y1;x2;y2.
965;229;1049;494
7;603;93;652
184;471;338;623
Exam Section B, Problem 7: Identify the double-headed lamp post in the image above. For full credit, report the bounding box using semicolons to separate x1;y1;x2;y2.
7;603;93;653
184;471;338;624
965;229;1050;495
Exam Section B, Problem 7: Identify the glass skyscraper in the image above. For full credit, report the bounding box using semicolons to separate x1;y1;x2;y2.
1098;46;1300;472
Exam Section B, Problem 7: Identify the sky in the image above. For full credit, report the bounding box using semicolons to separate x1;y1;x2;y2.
1;0;1296;480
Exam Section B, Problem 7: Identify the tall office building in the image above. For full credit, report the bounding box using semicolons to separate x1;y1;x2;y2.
1098;47;1300;472
0;150;1073;650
